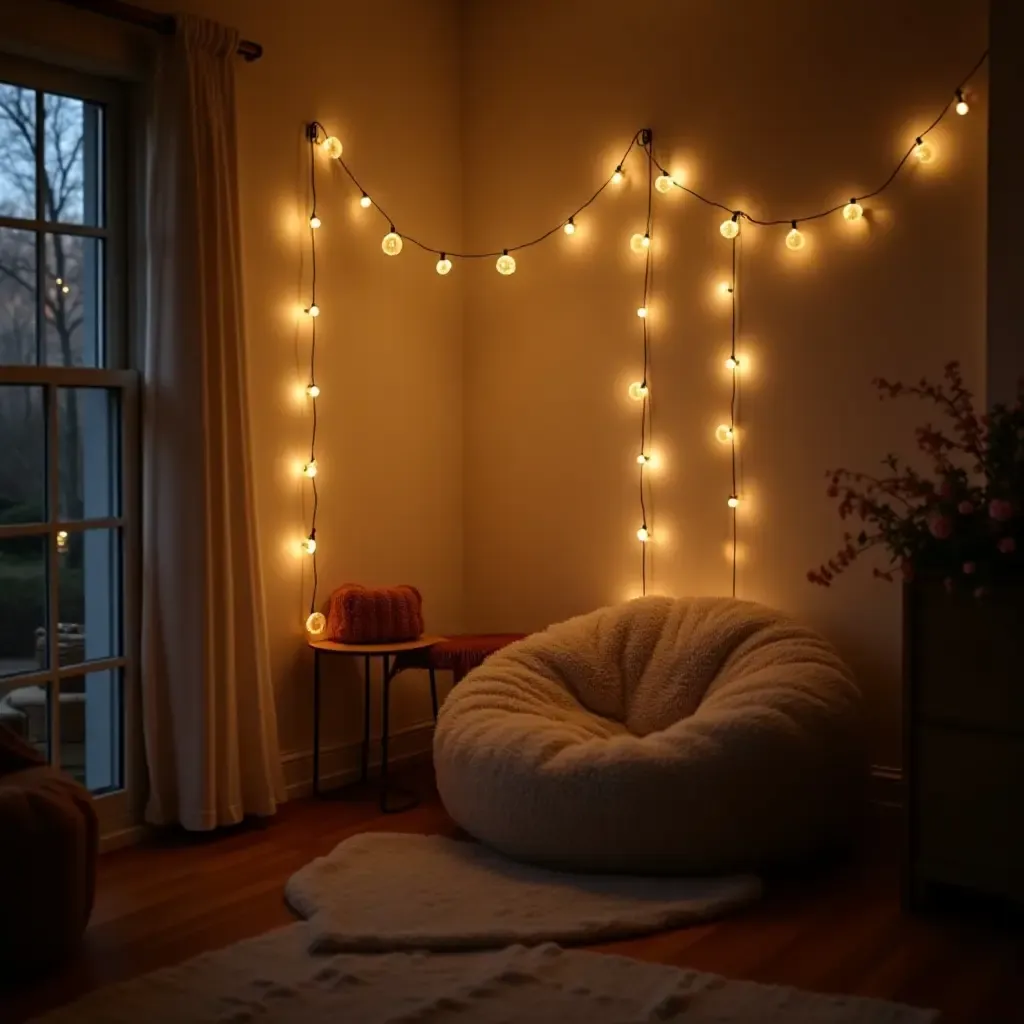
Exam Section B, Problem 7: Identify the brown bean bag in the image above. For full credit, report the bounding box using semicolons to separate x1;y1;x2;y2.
0;724;98;978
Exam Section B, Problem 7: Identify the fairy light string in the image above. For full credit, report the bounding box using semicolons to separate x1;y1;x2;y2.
300;50;986;626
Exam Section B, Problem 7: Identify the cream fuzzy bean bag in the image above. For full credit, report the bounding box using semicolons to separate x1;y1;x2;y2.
434;596;865;874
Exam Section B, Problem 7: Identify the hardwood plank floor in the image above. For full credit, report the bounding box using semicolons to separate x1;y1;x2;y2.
3;764;1023;1022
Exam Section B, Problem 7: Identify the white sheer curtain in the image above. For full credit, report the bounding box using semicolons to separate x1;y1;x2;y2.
141;14;284;829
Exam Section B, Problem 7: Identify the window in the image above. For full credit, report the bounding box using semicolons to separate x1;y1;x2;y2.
0;54;139;832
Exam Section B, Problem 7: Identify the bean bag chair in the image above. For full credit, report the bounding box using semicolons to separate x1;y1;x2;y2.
434;596;865;874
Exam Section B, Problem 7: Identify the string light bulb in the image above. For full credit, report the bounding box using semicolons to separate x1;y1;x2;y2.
360;193;372;209
629;232;651;254
309;214;321;229
303;459;318;478
321;136;343;159
914;137;933;163
382;229;403;256
564;217;576;235
785;221;805;250
636;306;648;318
307;304;320;317
611;165;624;184
727;495;739;508
637;525;650;542
654;173;673;193
843;199;863;222
61;285;69;294
628;380;649;401
955;89;969;116
725;356;739;370
715;424;734;443
306;383;320;398
56;529;68;552
718;281;734;297
636;453;651;465
436;254;452;275
306;612;326;636
301;533;317;555
720;213;740;239
496;250;516;275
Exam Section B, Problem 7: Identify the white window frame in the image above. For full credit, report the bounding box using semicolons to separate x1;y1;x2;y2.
0;52;141;837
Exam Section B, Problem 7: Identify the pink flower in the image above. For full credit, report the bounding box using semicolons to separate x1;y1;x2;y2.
963;561;977;575
998;536;1016;554
928;515;953;540
989;499;1014;522
957;500;974;515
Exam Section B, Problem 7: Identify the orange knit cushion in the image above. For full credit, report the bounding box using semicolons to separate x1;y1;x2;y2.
326;584;424;644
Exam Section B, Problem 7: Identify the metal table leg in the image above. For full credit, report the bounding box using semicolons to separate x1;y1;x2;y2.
312;647;321;797
429;665;439;721
379;654;419;814
361;654;371;784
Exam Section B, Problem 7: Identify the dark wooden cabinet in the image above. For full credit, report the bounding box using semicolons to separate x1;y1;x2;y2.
903;581;1024;908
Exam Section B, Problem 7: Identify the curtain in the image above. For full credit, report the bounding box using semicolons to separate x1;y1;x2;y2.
141;15;284;829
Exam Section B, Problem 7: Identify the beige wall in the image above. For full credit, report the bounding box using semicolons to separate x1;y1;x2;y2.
3;0;466;792
460;0;988;768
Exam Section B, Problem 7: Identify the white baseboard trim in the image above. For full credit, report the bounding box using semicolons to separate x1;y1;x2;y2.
281;720;436;801
869;764;904;809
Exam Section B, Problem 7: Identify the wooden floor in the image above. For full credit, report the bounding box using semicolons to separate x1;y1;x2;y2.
3;765;1023;1023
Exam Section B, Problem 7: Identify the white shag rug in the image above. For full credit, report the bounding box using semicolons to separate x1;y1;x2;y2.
285;833;762;953
32;922;937;1023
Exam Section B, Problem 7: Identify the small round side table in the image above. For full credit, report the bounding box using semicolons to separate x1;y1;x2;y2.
308;636;444;812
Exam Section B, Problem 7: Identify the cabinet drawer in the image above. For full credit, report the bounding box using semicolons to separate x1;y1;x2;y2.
913;726;1024;899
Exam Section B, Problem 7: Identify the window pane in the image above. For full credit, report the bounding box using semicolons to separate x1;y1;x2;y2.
0;534;48;677
61;669;122;793
0;83;36;220
57;527;121;667
44;93;103;227
0;384;45;523
58;386;119;520
44;234;103;366
0;680;49;762
0;228;37;365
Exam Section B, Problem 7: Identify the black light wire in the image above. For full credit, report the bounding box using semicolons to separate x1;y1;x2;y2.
729;237;738;598
654;49;988;229
306;125;319;618
639;130;654;596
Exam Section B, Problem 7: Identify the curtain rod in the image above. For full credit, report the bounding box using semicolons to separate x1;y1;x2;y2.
54;0;263;61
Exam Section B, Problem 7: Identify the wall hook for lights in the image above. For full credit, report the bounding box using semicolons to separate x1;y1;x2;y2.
306;122;319;143
640;128;653;146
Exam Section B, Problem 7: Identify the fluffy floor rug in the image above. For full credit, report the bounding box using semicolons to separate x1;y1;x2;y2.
285;833;762;952
32;923;936;1023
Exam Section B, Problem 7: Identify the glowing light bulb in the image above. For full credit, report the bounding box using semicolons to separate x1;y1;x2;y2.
785;222;805;250
611;165;624;184
725;356;739;370
654;173;673;193
720;214;740;239
629;232;651;254
302;535;317;555
727;495;739;508
637;526;650;542
55;277;63;285
56;530;68;552
636;306;648;318
914;137;933;163
322;136;343;159
436;254;452;275
637;453;651;465
61;285;69;294
955;90;969;116
382;230;403;256
718;281;734;297
309;214;321;229
496;250;516;275
303;460;318;478
306;383;320;398
564;218;576;235
307;304;320;317
360;193;372;209
306;611;326;635
628;381;649;401
843;199;863;222
715;424;734;444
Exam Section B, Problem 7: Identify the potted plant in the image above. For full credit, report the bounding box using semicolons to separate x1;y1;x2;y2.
810;361;1024;907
